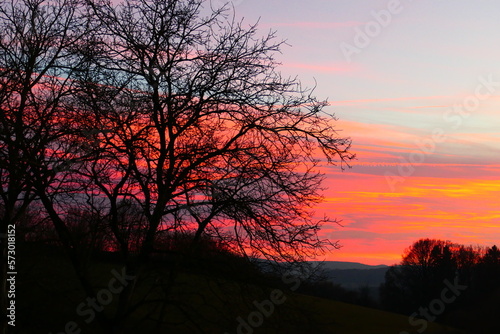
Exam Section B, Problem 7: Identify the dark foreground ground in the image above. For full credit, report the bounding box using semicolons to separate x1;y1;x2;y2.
16;243;465;334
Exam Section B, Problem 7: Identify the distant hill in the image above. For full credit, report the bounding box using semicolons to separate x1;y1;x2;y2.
256;260;389;291
310;261;390;302
312;261;389;270
322;267;389;289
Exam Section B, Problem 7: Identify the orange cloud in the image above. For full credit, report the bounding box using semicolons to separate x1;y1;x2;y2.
315;163;500;265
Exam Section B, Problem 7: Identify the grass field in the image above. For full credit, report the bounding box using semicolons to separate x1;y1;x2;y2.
18;245;464;334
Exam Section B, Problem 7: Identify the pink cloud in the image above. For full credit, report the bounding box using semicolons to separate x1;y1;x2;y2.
263;21;364;29
282;62;358;73
329;95;453;106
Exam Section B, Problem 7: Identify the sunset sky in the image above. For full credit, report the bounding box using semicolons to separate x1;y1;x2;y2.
232;0;500;265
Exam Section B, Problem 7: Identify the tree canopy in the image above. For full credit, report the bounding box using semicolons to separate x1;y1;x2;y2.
0;0;353;332
381;238;500;331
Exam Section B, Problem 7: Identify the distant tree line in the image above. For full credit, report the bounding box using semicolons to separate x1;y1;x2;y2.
380;238;500;333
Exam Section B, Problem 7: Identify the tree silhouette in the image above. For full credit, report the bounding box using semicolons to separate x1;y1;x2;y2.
0;0;92;329
381;239;468;315
380;238;490;329
476;245;500;292
2;0;353;332
71;1;353;329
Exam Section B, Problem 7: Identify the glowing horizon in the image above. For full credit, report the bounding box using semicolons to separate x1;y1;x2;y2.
235;0;500;265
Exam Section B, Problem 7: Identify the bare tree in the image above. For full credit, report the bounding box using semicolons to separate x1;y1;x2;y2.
0;0;98;330
2;0;353;332
70;0;353;328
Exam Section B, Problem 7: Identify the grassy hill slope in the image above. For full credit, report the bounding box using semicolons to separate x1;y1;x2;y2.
17;245;463;334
